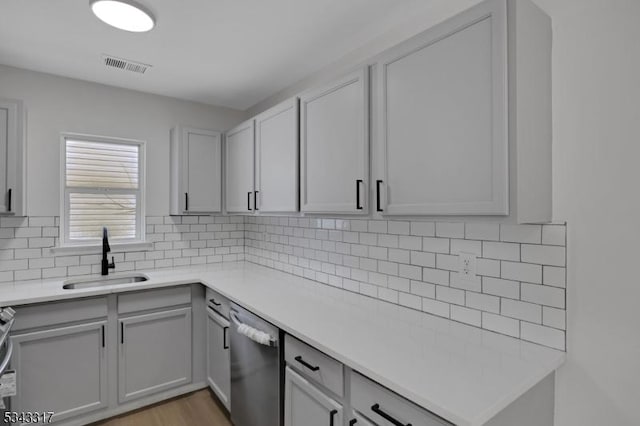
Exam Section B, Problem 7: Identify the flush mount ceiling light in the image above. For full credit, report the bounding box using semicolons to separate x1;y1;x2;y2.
90;0;155;33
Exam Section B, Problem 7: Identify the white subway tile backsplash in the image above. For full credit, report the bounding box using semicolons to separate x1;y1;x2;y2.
422;237;450;254
501;299;542;323
521;244;566;267
543;306;566;330
410;222;435;237
436;286;465;305
542;225;566;246
466;292;500;313
436;222;464;238
451;305;481;327
483;277;520;299
500;224;541;244
410;280;436;298
410;251;435;268
521;322;565;350
482;312;520;337
543;266;566;288
501;261;542;284
482;242;520;261
450;239;481;256
521;283;565;309
465;223;499;241
422;297;450;318
1;215;565;350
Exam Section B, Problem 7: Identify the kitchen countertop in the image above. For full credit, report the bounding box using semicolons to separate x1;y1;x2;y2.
0;262;565;426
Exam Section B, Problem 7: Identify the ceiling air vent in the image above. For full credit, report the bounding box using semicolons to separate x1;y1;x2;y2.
103;55;152;74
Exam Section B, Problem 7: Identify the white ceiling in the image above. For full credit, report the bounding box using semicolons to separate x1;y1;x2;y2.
0;0;440;110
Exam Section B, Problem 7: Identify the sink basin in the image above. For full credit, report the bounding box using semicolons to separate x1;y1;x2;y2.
63;274;149;290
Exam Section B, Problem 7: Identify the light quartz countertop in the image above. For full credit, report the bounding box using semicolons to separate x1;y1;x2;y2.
0;262;565;426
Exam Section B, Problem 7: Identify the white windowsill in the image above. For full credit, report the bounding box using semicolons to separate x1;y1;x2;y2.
49;241;153;256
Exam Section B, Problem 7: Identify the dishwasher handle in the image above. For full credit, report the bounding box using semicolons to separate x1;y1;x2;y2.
230;311;278;348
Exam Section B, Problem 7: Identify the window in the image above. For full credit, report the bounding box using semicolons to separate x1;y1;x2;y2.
61;134;145;246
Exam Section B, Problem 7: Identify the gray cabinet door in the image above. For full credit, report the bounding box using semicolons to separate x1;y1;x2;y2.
0;98;24;215
284;366;343;426
375;0;508;215
255;98;299;213
118;307;192;403
206;307;230;410
225;120;255;213
300;68;369;214
11;321;108;424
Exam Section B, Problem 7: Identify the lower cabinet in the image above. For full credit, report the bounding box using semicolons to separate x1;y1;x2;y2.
118;307;192;403
206;306;230;410
11;321;108;423
284;366;343;426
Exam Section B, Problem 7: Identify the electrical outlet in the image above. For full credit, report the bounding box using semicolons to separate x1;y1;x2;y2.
458;252;477;281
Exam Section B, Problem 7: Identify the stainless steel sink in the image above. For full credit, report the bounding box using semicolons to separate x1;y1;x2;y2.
63;274;149;290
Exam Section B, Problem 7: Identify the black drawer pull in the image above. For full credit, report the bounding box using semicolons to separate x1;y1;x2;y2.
371;404;411;426
294;355;320;372
376;180;383;212
356;179;363;210
349;419;358;425
120;322;124;344
7;188;11;212
329;409;338;426
209;298;221;306
101;325;105;348
223;326;229;349
185;192;189;211
254;190;259;211
247;192;253;211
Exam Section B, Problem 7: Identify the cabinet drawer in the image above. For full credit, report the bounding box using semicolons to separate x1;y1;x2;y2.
285;334;343;397
205;288;229;318
350;371;451;426
13;297;107;332
118;285;191;314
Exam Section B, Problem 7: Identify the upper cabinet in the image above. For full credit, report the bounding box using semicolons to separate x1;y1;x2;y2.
225;120;255;213
0;98;26;216
170;126;222;215
300;68;369;214
255;98;299;213
373;0;552;222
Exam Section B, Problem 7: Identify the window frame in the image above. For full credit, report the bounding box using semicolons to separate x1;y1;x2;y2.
59;132;146;248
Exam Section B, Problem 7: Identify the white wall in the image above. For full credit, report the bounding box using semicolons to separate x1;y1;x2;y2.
534;0;640;425
247;1;640;425
0;64;246;216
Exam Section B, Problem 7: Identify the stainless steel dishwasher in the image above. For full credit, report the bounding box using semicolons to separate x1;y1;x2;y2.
229;302;281;426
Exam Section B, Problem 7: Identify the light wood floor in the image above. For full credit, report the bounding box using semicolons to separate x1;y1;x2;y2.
91;389;232;426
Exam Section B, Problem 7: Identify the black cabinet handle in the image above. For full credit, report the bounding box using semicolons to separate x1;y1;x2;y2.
371;404;411;426
329;409;338;426
356;179;363;210
120;322;124;344
209;298;221;307
223;326;229;349
294;355;320;372
376;180;383;212
185;192;189;211
254;190;259;211
7;188;11;212
101;325;105;348
247;192;253;211
349;419;358;425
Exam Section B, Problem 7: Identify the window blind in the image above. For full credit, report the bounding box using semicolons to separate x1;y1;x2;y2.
64;139;140;242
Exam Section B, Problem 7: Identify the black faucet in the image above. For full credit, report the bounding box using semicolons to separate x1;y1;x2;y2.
101;227;116;276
